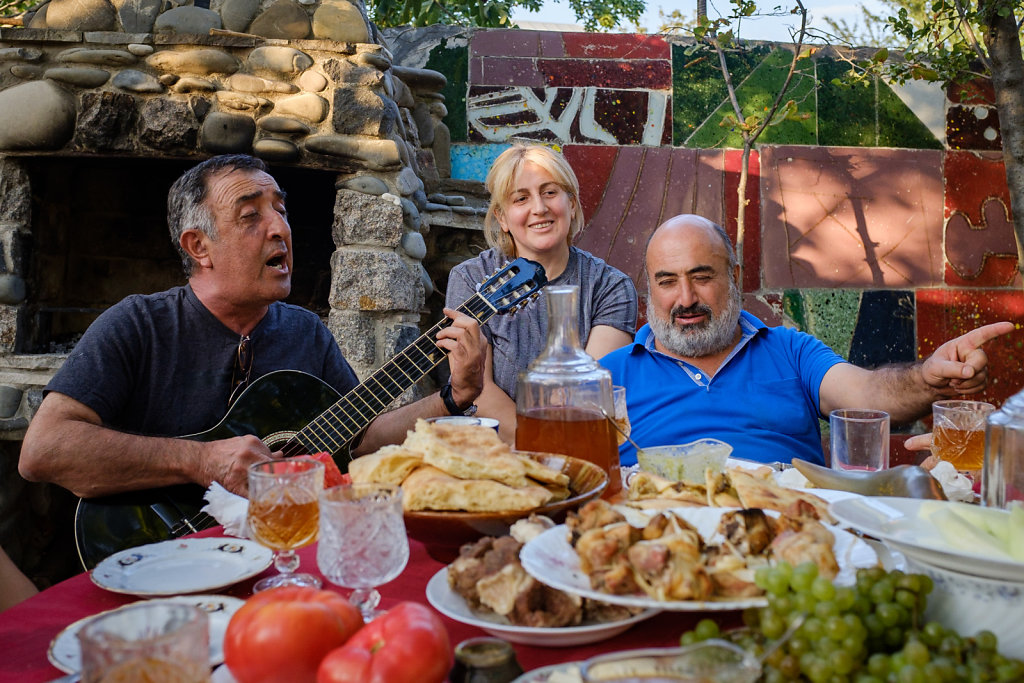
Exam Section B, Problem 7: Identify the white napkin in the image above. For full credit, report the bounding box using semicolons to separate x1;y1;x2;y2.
202;482;250;538
929;460;976;503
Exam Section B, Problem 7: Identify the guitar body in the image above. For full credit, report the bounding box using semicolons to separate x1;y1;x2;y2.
74;371;342;570
73;257;547;570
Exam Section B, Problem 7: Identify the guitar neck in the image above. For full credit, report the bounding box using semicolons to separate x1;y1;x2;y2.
285;294;496;456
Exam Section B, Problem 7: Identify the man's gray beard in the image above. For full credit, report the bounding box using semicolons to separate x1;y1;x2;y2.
648;285;742;358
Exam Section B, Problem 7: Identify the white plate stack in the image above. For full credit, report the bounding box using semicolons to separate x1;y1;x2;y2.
831;496;1024;659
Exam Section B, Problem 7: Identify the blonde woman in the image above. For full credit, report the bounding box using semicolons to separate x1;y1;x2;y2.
445;145;638;442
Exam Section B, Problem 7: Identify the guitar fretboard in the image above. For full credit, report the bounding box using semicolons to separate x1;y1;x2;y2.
281;293;496;457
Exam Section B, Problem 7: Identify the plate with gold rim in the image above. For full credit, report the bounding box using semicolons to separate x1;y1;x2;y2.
47;594;244;674
90;537;273;596
426;568;659;647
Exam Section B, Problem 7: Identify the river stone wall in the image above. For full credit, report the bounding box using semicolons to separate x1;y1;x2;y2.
0;17;489;413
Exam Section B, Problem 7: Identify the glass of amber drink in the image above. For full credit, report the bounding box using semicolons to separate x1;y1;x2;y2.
78;602;209;683
247;458;324;592
932;400;995;471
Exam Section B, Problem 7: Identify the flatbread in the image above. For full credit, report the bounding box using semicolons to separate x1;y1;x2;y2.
514;452;571;488
401;465;555;512
705;468;741;508
628;471;706;506
403;418;507;458
348;445;423;485
729;468;834;523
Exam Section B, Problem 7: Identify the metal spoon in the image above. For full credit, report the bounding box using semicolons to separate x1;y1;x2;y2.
791;459;947;500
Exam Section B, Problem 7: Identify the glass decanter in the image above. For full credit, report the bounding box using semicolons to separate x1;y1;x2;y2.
515;284;620;496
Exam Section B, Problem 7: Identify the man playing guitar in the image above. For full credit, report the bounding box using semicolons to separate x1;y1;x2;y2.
19;154;486;503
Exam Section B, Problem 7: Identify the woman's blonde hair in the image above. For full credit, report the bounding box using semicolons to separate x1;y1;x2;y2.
483;144;583;259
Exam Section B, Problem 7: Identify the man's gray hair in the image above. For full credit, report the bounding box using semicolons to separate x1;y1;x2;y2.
167;155;268;277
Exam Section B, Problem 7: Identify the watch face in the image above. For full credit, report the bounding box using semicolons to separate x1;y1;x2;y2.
464;404;478;417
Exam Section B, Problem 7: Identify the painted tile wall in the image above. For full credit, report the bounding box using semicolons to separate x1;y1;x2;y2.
420;29;1024;411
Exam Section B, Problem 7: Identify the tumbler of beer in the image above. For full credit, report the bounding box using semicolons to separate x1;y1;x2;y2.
932;400;995;471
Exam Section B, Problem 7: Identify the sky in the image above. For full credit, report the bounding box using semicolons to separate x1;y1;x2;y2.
512;0;890;43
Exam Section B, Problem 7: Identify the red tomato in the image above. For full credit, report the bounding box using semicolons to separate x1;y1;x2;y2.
306;452;347;488
317;602;451;683
224;586;364;683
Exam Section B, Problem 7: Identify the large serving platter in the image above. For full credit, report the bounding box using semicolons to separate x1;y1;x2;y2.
91;537;273;596
426;568;660;647
47;594;244;674
520;508;878;611
830;496;1024;582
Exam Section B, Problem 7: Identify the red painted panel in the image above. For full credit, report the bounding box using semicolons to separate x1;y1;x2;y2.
561;33;669;60
916;289;1024;406
537;59;672;89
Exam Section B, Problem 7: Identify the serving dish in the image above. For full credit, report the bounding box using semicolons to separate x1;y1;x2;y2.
520;508;877;611
90;537;273;596
903;553;1024;659
404;452;608;562
426;567;659;647
47;594;244;674
830;496;1024;582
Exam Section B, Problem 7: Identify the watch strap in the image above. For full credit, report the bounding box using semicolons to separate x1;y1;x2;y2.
440;383;475;416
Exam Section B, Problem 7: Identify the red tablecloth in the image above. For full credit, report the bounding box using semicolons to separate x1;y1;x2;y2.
0;528;732;682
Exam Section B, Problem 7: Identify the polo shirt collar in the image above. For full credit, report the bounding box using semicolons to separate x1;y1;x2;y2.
633;310;765;370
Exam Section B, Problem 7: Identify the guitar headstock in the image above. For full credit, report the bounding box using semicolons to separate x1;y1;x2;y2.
479;257;547;315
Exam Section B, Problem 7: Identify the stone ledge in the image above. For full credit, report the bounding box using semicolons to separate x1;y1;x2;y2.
421;206;484;231
0;28;83;42
82;31;152;45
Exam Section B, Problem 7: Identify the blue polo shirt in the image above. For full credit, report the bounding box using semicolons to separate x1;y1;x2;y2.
599;311;845;467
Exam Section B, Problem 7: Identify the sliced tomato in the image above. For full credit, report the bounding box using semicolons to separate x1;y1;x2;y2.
306;452;348;488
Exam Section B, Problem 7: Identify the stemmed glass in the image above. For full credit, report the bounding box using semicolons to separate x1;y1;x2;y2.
247;458;324;592
317;483;410;621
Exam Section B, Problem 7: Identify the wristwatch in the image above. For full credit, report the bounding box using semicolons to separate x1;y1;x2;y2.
440;383;478;416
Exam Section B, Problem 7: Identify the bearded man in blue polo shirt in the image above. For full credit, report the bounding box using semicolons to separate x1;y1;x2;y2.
600;214;1014;467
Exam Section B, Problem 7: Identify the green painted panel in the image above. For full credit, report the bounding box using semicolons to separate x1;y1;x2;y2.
817;58;880;147
425;39;468;143
685;49;817;149
782;288;861;360
672;44;765;146
877;77;943;149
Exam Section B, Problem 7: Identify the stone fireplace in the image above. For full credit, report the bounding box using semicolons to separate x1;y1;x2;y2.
0;2;489;584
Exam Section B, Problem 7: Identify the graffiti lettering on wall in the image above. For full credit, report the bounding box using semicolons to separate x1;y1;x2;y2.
467;86;669;146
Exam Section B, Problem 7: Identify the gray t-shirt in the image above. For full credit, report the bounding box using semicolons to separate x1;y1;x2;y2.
46;285;358;437
446;247;638;400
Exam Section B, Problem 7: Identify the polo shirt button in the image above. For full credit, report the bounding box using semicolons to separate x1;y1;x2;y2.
695;373;702;380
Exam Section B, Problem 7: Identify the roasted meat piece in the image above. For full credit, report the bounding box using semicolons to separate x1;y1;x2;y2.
567;499;627;543
769;518;838;580
717;508;775;556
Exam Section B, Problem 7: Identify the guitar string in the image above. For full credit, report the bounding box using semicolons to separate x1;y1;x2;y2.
176;277;524;533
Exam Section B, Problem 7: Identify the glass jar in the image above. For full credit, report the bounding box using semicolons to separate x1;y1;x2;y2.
449;637;524;683
515;284;621;496
982;387;1024;508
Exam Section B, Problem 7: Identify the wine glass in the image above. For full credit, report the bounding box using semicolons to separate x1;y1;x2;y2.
612;385;631;447
247;458;324;592
317;483;409;620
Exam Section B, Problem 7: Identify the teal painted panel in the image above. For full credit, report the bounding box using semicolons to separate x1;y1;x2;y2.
685;49;817;149
425;39;469;143
450;142;510;183
672;43;765;146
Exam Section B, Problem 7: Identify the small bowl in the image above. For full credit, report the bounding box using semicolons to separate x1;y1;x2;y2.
903;553;1024;659
404;452;608;562
637;439;733;482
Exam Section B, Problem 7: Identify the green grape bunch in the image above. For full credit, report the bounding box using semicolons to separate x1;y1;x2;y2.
679;562;1024;683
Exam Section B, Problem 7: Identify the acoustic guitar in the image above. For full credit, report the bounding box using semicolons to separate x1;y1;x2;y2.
73;257;546;570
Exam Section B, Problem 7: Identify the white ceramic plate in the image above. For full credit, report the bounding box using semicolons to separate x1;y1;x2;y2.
830;496;1024;582
91;537;273;596
512;662;582;682
47;594;244;674
425;568;660;647
520;508;878;611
